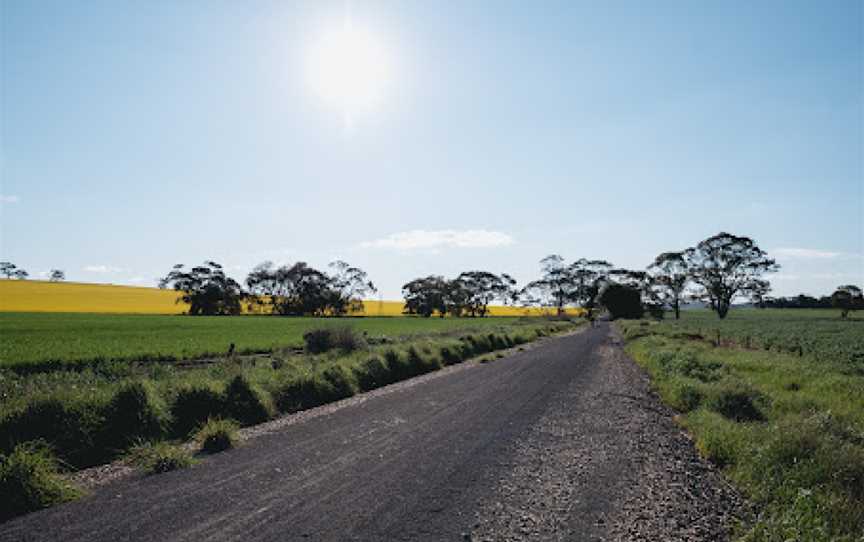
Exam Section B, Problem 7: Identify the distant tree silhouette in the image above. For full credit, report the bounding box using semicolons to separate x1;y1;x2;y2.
599;283;644;319
684;232;779;319
454;271;518;317
647;251;689;319
832;285;863;318
49;269;65;282
246;261;331;316
402;276;449;317
748;279;771;309
159;261;243;315
12;269;28;280
0;262;16;279
522;256;612;314
327;261;377;316
522;255;573;315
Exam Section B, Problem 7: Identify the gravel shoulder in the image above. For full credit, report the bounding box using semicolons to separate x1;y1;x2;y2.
0;322;743;542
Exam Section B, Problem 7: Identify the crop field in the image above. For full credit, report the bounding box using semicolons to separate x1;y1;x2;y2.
630;308;864;368
0;312;554;371
620;310;864;541
0;279;581;318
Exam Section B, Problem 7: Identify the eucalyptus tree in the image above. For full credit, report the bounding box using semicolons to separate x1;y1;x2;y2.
159;261;243;315
684;232;779;319
456;271;518;317
832;285;863;318
327;260;377;316
402;275;449;317
647;251;689;319
0;262;16;279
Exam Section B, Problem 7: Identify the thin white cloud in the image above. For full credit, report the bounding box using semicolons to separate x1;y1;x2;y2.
360;229;514;250
773;247;843;260
83;265;125;274
0;195;20;204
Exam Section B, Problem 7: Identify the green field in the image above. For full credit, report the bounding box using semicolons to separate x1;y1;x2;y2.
0;312;539;370
0;314;577;491
643;308;864;368
620;309;864;542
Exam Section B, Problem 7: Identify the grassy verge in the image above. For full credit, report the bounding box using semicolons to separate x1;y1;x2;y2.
0;317;580;521
619;319;864;542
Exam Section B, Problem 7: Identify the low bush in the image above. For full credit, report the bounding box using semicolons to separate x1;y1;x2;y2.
667;379;704;412
127;441;194;474
353;356;392;391
101;380;168;452
0;397;106;468
223;375;273;426
707;379;765;422
321;364;357;400
171;383;225;437
303;326;366;354
406;346;441;376
196;418;239;454
0;442;80;522
275;374;342;413
438;345;462;366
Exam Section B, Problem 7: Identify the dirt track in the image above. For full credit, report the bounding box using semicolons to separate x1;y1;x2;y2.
0;323;742;541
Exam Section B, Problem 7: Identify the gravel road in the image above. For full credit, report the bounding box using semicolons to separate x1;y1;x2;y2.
0;322;743;542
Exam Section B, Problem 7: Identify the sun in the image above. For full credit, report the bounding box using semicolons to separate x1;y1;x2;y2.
305;20;393;124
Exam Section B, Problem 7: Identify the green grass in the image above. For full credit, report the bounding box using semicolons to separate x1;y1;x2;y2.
195;418;239;454
0;442;81;522
0;318;578;473
619;310;864;542
0;313;541;370
630;308;864;369
126;441;195;475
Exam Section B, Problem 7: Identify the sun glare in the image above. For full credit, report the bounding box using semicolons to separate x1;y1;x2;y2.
306;20;393;125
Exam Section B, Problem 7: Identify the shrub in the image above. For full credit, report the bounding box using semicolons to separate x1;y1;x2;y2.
354;356;393;391
171;383;225;437
383;349;410;381
196;418;239;454
0;397;106;468
654;350;723;382
668;380;704;412
0;443;80;522
101;381;168;450
127;441;194;474
439;345;463;366
303;326;365;354
275;374;340;413
707;379;765;422
321;365;357;400
406;346;441;376
223;375;273;426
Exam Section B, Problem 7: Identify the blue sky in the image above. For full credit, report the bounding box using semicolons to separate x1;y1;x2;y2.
1;0;862;299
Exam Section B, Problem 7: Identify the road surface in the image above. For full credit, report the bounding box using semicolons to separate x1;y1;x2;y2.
1;323;741;541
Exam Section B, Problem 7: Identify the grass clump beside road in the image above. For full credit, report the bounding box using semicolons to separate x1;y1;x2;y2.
126;441;195;475
0;443;80;522
196;419;239;454
0;317;578;521
619;311;864;542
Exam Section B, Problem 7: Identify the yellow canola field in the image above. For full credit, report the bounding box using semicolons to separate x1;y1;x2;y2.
0;279;585;317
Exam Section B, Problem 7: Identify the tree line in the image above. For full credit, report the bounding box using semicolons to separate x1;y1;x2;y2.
158;260;376;316
0;262;64;281
4;231;861;319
